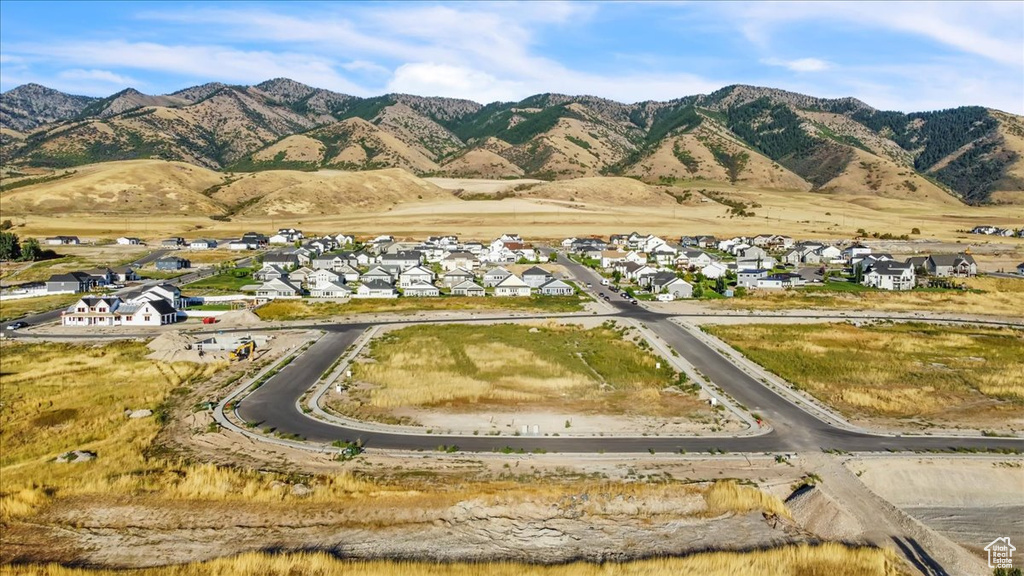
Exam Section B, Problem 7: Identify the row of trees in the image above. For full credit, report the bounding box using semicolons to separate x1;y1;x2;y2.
0;232;46;262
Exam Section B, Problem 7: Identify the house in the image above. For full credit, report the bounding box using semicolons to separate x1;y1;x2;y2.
737;269;770;288
227;239;254;251
380;250;424;269
361;266;395;285
842;243;872;262
308;269;341;286
737;255;776;271
816;245;842;262
538;278;574;296
45;235;79;245
600;250;626;268
451;280;485;297
83;268;114;286
288;266;315;285
483;267;512;287
1017;262;1024;275
663;278;694;299
334;233;355;246
680;250;713;268
189;238;217;250
61;296;177;327
46;271;93;294
925;253;977;277
262;252;300;270
110;266;138;283
403;281;440;297
757;273;805;289
521;266;554;288
269;228;303;244
155;256;190;270
313;252;355;272
253;264;288;282
905;256;929;272
649;271;680;294
650;243;681;265
440;251;478;271
862;261;915;291
255;278;301;299
737;245;768;260
398;265;435;288
161;238;184;248
701;262;729;279
116;237;142;245
310;281;351;298
131;283;182;308
626;264;658;283
493;274;531;297
442;268;476;288
241;232;268;248
334;263;360;284
780;249;803;267
355;279;399;299
768;235;794;249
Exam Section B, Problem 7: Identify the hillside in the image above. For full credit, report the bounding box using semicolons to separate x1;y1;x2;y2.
0;160;227;216
2;79;1022;204
516;177;683;207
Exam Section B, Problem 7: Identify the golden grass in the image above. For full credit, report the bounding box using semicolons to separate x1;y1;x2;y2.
704;322;1024;426
0;293;80;322
0;543;902;576
177;249;241;265
256;295;584;320
340;323;704;419
716;276;1024;317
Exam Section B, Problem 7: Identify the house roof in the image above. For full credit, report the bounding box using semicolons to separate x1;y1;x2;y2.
314;281;350;292
495;274;528;288
484;266;510;276
452;280;484;290
142;299;177;315
258;278;299;292
444;268;475;277
360;279;396;291
48;271;91;283
521;266;550;277
928;253;976;266
539;278;572;290
404;281;439;292
400;265;433;276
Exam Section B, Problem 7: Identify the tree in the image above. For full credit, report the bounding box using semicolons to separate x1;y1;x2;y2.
0;219;12;230
911;227;921;235
0;231;21;261
715;276;726;293
19;237;41;262
692;283;705;298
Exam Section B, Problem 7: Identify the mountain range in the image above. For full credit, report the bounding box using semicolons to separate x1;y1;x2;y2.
2;78;1022;205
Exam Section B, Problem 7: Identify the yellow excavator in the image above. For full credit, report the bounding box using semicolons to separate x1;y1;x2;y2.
229;340;256;361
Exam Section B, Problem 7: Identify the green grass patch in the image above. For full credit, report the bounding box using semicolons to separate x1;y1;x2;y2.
185;268;254;293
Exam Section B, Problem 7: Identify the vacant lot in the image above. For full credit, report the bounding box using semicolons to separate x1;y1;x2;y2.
704;322;1024;431
716;276;1024;317
0;244;151;285
257;295;585;320
3;543;897;576
337;322;707;426
0;293;80;322
184;268;254;293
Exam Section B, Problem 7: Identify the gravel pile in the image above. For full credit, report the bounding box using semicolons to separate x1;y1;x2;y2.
786;485;863;541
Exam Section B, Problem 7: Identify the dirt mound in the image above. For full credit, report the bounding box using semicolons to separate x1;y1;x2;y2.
785;485;863;540
147;331;207;363
216;309;263;327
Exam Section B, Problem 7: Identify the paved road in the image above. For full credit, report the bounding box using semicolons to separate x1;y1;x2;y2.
236;253;1024;454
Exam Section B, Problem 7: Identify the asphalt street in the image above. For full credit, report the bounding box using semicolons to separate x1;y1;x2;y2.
235;254;1024;454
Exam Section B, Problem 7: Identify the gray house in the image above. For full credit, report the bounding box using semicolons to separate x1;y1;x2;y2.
451;280;485;296
483;267;512;287
380;250;424;269
155;256;190;270
926;253;977;277
442;268;475;288
521;266;554;288
46;271;93;294
737;269;770;288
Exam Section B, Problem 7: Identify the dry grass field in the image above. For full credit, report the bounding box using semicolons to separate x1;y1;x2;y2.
0;543;901;576
0;244;152;285
703;322;1024;430
716;276;1024;317
341;322;705;420
255;295;586;320
0;293;80;322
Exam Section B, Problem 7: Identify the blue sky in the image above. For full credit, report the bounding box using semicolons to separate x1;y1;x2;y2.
1;1;1022;113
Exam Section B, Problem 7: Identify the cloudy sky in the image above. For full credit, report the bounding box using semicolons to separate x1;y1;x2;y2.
1;1;1022;113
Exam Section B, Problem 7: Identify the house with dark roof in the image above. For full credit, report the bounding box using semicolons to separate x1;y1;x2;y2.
926;253;977;277
45;235;80;245
538;278;574;296
355;279;399;299
46;271;93;294
61;296;177;327
1017;262;1024;276
521;266;554;288
863;261;915;291
156;256;190;270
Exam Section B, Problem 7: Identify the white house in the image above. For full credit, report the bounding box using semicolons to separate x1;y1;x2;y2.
403;281;440;297
189;238;217;250
440;251;478;272
355;280;399;298
116;237;142;245
521;266;554;288
256;278;301;299
451;280;485;296
310;282;351;298
663;278;694;299
737;269;770;288
493;274;531;297
862;261;915;291
483;267;512;287
701;261;729;279
398;265;435;288
61;296;177;327
757;273;805;289
538;278;574;296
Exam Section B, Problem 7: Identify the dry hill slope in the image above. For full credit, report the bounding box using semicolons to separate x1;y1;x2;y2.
517;177;681;207
0;160;227;215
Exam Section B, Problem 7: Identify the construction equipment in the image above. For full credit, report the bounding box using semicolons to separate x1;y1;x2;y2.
202;317;217;325
229;339;256;361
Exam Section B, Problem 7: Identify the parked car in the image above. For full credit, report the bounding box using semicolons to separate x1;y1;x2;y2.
631;299;639;305
6;321;28;330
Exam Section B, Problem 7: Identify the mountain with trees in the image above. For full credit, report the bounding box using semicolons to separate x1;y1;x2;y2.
1;79;1021;204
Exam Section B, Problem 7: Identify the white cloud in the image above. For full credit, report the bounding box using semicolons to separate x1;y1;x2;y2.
58;69;137;86
762;57;832;72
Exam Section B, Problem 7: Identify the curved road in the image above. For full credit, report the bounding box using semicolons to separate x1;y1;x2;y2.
236;255;1024;454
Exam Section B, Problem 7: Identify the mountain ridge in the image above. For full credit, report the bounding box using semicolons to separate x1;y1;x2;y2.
1;79;1021;204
